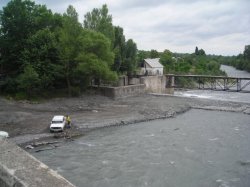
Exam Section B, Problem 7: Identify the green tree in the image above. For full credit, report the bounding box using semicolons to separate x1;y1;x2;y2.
150;49;159;58
160;49;174;73
17;64;41;97
84;4;114;46
58;5;83;96
113;26;126;71
137;50;150;63
122;39;137;75
76;30;117;85
23;28;61;89
0;0;54;75
199;49;206;56
195;46;199;55
243;45;250;60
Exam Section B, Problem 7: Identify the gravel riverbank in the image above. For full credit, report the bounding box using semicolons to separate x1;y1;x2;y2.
1;94;250;145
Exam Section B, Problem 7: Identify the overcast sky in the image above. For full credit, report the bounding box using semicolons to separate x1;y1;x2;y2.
1;0;250;55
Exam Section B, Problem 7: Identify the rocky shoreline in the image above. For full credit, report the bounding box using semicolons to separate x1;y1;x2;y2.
1;94;250;150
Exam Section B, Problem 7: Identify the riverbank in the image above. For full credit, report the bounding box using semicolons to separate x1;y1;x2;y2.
1;93;250;147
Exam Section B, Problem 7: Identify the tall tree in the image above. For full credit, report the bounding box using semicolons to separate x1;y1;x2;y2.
120;39;137;75
58;5;83;96
195;46;199;55
23;28;61;89
113;26;126;71
76;30;117;85
84;4;114;46
0;0;54;75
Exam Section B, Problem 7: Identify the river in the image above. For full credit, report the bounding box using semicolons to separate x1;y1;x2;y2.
32;65;250;187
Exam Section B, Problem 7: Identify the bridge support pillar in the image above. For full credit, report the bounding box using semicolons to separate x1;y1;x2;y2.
165;74;175;94
237;78;241;91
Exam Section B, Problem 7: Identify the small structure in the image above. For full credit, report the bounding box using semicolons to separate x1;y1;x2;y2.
141;58;164;76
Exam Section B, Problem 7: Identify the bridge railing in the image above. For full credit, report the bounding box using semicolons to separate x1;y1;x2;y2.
165;74;250;92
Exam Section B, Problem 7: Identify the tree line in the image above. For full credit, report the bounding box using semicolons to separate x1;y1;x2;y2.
0;0;137;98
138;47;226;76
219;45;250;72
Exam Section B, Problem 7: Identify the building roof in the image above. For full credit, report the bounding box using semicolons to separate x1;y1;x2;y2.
144;58;163;68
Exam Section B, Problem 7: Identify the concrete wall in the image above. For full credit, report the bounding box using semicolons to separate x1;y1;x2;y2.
140;76;167;94
0;140;75;187
140;75;174;94
128;78;140;85
117;76;128;86
165;74;175;94
94;75;174;97
93;84;145;98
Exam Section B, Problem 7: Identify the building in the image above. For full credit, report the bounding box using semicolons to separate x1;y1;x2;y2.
141;58;164;75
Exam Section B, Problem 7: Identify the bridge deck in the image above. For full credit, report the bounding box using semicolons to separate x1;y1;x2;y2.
166;74;250;92
173;74;250;80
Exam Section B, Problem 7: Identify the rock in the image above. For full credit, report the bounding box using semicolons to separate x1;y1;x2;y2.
0;131;9;139
215;179;230;187
35;147;55;152
238;160;250;166
169;161;175;165
25;145;34;149
32;141;60;147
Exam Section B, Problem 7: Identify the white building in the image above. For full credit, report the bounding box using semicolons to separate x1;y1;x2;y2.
141;58;164;75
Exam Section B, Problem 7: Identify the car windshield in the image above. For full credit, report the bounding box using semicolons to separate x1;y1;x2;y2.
52;120;63;124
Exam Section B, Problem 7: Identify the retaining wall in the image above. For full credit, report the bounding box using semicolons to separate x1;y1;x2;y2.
93;84;146;98
0;140;75;187
140;75;174;94
140;76;166;94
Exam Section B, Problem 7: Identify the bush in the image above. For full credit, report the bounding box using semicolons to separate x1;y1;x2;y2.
71;86;81;97
17;65;41;97
2;77;18;93
14;92;28;100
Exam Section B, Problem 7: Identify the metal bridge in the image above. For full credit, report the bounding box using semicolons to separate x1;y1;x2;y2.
166;74;250;92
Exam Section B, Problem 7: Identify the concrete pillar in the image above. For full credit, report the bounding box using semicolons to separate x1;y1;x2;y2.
165;74;175;94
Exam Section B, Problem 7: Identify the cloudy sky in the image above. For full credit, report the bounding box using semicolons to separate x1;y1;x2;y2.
1;0;250;55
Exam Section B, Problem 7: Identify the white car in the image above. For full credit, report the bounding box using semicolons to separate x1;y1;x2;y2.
50;115;66;132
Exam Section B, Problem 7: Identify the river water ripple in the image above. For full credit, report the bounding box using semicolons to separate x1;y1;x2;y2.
34;110;250;187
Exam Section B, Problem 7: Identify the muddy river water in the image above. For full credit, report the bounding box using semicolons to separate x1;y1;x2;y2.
34;109;250;187
32;65;250;187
